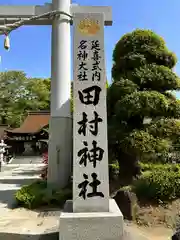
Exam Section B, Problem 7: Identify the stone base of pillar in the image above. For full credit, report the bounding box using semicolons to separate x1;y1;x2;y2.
59;199;124;240
47;116;72;189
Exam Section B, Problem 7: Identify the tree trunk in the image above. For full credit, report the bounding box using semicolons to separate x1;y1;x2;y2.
1;116;6;124
117;150;141;185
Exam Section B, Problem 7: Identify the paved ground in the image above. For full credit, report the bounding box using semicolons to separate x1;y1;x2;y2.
9;155;42;165
1;155;42;172
0;156;173;239
0;207;173;239
0;156;44;209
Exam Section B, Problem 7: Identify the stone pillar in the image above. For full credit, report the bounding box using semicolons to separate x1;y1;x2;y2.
72;13;109;213
59;12;124;240
47;0;72;188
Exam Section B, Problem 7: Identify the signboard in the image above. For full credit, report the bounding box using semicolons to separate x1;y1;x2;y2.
73;13;109;213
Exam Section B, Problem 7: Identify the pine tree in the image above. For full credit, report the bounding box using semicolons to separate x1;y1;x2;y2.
108;29;180;180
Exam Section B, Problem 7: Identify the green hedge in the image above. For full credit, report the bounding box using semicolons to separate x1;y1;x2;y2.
140;162;180;172
15;180;72;209
133;167;180;202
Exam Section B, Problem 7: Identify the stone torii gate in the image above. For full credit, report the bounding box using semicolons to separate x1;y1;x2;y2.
0;0;112;188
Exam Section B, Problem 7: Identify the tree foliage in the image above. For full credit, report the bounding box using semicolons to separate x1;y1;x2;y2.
108;29;180;178
0;71;50;127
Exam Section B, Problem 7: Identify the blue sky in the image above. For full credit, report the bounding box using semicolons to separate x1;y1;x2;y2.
1;0;180;96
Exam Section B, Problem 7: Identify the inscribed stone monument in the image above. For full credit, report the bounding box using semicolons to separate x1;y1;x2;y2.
59;12;124;240
73;12;109;213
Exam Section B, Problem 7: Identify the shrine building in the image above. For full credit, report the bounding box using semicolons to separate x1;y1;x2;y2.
5;111;50;155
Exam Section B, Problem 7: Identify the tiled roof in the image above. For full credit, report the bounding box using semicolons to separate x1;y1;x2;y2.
6;111;50;134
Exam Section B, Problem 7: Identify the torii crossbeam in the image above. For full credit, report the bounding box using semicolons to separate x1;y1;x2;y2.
0;1;112;188
0;3;112;25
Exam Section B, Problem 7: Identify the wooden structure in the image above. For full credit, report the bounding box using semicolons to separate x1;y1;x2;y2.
5;111;50;155
0;124;9;140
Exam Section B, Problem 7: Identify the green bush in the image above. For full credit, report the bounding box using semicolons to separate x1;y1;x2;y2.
133;168;180;202
109;163;119;180
15;180;72;209
140;162;180;172
140;152;180;164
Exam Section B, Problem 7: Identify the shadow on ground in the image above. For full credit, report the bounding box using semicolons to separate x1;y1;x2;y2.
0;188;19;208
0;232;59;240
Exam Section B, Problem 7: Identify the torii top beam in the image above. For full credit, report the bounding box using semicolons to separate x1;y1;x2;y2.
0;3;112;26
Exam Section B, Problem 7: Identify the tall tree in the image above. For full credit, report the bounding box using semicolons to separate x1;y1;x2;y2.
0;71;27;126
108;29;180;179
0;71;50;127
25;77;50;110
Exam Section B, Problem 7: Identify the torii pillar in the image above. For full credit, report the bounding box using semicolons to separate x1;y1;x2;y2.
48;0;72;188
0;0;112;189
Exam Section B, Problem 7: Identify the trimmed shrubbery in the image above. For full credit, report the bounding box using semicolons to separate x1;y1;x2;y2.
132;164;180;202
15;161;180;209
139;162;180;172
15;180;72;209
108;29;180;180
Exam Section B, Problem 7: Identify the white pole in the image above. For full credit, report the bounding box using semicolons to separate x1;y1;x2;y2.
50;0;71;117
48;0;72;188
